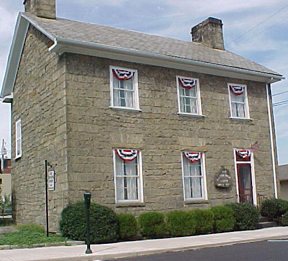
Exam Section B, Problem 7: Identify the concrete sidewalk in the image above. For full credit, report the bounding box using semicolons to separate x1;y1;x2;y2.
1;227;288;261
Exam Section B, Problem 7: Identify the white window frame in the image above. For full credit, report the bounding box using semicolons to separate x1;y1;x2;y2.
181;152;207;201
176;76;202;116
228;83;250;119
110;66;140;111
233;149;257;205
15;119;22;159
113;149;143;203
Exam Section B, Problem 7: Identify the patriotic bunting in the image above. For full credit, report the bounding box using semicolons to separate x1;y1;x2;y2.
115;149;138;161
178;77;197;89
229;85;245;95
113;69;134;80
236;149;251;159
183;152;202;163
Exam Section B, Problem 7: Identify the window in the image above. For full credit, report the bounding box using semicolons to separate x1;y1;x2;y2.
177;76;202;115
234;149;256;205
113;149;143;203
110;67;139;110
181;152;207;201
228;83;249;119
15;119;22;159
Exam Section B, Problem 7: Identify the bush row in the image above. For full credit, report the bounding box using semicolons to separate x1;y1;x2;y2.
260;198;288;225
59;201;260;243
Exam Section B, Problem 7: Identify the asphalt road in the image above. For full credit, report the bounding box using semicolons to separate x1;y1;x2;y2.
113;240;288;261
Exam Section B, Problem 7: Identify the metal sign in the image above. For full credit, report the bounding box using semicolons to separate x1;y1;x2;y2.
48;170;55;191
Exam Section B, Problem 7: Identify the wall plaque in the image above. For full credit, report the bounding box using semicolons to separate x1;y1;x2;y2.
214;167;232;188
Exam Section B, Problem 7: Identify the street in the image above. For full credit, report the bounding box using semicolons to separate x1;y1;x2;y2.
113;240;288;261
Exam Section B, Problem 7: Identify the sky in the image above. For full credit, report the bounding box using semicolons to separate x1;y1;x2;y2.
0;0;287;165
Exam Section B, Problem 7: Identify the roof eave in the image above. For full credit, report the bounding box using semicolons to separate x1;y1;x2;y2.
0;14;29;98
50;38;284;84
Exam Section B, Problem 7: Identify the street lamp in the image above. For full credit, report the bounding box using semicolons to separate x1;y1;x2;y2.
84;192;92;254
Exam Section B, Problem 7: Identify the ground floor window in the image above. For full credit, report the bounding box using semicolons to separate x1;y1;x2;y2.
181;152;207;201
113;149;143;203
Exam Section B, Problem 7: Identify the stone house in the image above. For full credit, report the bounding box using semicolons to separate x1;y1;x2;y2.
0;0;284;231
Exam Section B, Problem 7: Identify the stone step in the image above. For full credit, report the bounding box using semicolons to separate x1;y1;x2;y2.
257;221;277;229
258;216;269;223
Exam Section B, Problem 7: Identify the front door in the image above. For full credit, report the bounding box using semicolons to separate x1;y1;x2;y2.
235;149;255;205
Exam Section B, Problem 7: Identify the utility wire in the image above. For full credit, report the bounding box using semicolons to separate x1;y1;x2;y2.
226;3;288;47
273;99;288;107
273;90;288;96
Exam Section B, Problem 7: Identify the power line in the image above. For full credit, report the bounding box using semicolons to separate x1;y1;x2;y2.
226;3;288;47
273;99;288;107
273;90;288;96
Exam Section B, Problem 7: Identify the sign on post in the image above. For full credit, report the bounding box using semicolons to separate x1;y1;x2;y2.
48;170;55;191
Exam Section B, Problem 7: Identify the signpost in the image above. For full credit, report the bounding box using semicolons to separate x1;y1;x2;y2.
84;192;92;254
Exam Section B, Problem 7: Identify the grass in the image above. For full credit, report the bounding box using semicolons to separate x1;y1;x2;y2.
0;224;67;247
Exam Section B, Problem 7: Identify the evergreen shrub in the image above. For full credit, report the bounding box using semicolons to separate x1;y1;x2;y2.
117;213;138;240
188;209;214;234
59;201;119;243
166;210;196;237
260;198;288;222
211;205;235;233
138;212;167;238
226;203;259;230
280;211;288;226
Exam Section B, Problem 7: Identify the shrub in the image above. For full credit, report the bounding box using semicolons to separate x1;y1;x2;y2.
166;210;196;237
138;212;167;238
211;205;235;233
117;213;138;240
188;209;214;234
280;211;288;226
226;203;259;230
260;198;288;221
59;201;119;243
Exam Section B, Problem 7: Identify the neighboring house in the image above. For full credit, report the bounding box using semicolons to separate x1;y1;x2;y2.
0;0;284;231
279;164;288;200
0;156;12;199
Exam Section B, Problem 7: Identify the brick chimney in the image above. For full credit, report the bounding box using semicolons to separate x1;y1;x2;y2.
24;0;56;19
191;17;224;50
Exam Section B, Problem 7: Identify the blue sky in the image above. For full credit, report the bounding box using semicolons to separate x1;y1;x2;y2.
0;0;287;165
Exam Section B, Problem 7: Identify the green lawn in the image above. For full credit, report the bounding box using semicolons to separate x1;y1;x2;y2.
0;224;67;247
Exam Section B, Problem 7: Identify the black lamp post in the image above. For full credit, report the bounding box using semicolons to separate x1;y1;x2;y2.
84;192;92;254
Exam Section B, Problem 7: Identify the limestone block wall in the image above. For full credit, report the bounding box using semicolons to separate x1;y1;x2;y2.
64;53;276;216
12;26;69;231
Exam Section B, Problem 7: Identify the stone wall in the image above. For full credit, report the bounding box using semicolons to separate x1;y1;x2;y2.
64;53;276;215
12;26;68;231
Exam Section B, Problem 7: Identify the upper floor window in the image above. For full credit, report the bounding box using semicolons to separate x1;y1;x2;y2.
177;76;202;115
110;67;139;110
113;149;143;203
15;119;22;159
181;152;207;201
228;83;249;119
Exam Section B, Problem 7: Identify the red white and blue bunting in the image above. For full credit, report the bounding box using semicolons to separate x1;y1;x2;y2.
236;149;251;159
229;84;245;95
183;152;202;163
178;77;197;89
115;149;138;161
113;69;134;81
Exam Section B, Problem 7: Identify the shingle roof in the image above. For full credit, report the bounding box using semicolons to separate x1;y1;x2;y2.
23;12;281;78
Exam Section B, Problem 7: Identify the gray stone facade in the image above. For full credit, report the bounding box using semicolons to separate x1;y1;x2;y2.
10;24;278;231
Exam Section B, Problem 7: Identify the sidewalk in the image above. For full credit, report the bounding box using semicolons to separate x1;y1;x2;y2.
1;226;288;261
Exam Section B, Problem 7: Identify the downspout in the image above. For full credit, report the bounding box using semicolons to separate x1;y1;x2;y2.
266;83;278;198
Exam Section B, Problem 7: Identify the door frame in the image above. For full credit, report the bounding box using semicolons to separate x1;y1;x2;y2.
234;149;257;206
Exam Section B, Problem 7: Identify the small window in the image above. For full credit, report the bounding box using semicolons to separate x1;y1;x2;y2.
15;119;22;159
113;149;143;203
228;83;249;119
181;152;207;201
177;76;202;115
110;67;139;110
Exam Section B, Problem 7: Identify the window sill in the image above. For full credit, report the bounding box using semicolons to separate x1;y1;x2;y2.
178;113;205;118
115;202;145;208
229;117;253;122
109;106;142;112
15;155;22;161
184;199;209;205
